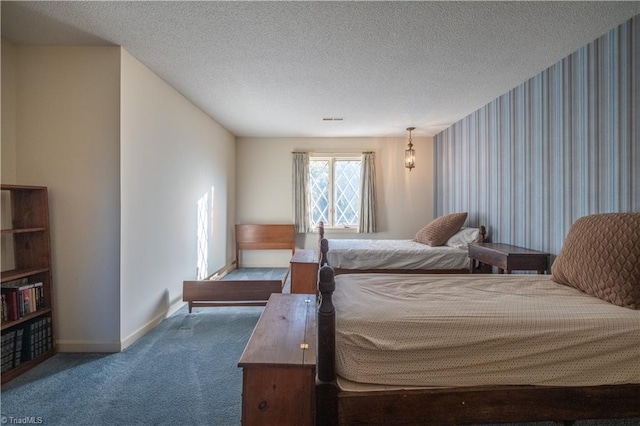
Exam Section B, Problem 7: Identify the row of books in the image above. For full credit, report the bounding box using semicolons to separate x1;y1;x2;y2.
1;315;53;374
28;316;53;360
1;328;23;374
1;279;45;323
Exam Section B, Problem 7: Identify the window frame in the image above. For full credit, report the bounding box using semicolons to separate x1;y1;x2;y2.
308;153;361;233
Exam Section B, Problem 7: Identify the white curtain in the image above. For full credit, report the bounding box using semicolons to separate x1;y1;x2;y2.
292;152;309;233
359;152;377;233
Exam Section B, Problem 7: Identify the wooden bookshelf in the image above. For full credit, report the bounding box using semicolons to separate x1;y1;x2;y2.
1;184;55;384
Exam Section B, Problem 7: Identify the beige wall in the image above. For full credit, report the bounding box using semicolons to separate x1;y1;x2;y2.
5;45;122;351
3;41;431;348
1;41;18;184
119;50;236;347
236;136;434;266
1;41;18;270
2;44;236;352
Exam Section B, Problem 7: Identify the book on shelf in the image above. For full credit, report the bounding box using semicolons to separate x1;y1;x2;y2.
1;293;7;323
1;279;45;322
28;316;52;360
0;315;52;373
1;327;23;374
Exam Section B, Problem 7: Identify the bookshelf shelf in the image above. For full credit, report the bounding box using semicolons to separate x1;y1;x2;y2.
1;267;51;282
1;185;55;384
2;227;48;234
1;308;52;331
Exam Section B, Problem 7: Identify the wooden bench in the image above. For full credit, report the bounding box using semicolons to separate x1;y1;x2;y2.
238;293;316;425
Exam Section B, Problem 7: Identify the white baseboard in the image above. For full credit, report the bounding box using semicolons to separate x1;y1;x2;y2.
56;340;122;353
120;299;186;351
56;300;187;353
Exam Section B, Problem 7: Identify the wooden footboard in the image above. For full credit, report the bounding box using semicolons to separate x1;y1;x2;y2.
183;278;283;312
315;265;640;426
333;384;640;425
183;224;295;311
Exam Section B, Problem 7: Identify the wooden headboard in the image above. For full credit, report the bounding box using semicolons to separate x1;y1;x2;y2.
235;224;296;267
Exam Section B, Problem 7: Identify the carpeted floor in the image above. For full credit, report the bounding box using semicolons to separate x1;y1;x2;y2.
222;267;289;281
1;304;638;426
1;305;263;426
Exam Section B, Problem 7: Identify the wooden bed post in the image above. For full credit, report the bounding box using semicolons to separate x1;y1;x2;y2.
318;221;328;266
317;265;335;381
317;222;329;266
320;238;329;267
316;265;338;426
479;225;487;242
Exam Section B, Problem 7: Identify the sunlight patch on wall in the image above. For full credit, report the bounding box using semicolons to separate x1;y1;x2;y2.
196;187;214;279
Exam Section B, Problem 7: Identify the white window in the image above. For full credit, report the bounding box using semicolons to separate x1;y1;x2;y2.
309;154;361;229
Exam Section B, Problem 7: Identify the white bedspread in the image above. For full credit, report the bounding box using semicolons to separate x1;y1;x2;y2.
326;239;468;270
333;273;640;387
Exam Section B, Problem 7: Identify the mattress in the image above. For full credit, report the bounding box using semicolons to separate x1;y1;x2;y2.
326;239;469;270
333;273;640;388
221;267;289;281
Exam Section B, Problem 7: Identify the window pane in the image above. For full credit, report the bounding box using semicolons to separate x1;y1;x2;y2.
334;160;360;226
309;160;329;226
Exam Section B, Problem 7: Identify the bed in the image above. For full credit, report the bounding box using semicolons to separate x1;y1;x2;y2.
317;215;487;274
183;224;295;312
315;212;640;425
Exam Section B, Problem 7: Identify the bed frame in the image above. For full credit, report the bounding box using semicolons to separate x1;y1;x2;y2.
183;224;295;312
315;265;640;425
317;221;488;274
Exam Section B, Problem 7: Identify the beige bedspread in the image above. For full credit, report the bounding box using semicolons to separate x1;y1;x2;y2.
326;239;469;270
333;273;640;387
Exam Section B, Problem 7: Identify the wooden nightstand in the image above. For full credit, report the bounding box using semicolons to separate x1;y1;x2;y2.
468;243;550;274
290;249;319;294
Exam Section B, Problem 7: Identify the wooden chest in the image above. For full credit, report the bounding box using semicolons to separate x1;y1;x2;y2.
238;293;316;425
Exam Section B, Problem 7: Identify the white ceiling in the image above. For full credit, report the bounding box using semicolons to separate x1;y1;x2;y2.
2;1;639;138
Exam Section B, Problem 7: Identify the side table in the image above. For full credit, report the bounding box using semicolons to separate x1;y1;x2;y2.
290;249;319;294
468;243;550;274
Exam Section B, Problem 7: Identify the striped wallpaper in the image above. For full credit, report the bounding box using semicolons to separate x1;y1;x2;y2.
434;14;639;258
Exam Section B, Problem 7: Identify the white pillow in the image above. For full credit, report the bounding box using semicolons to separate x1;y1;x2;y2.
444;227;480;248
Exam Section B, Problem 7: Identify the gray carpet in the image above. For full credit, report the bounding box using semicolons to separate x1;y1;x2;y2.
1;304;638;426
222;267;289;281
1;305;263;426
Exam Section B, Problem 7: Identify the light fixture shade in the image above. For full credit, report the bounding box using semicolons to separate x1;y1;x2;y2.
405;127;416;171
405;147;415;170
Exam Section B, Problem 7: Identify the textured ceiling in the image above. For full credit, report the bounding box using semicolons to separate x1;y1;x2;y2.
2;1;639;137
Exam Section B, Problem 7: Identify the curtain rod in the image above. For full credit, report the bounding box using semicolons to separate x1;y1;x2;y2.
291;151;375;154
